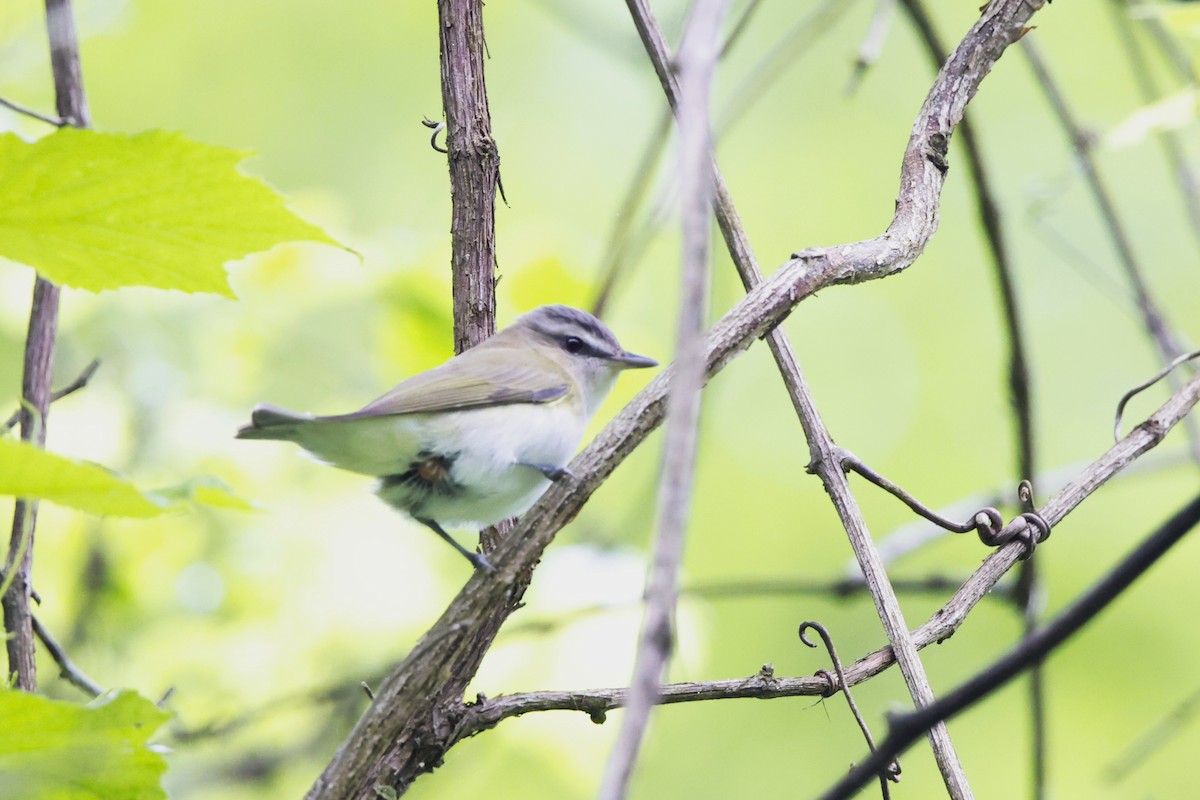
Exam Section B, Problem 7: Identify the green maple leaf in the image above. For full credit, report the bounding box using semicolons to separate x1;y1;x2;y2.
0;128;340;295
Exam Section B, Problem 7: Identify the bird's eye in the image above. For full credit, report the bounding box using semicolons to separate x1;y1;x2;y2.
563;336;585;354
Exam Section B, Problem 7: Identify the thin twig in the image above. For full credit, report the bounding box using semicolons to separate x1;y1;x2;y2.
1105;682;1200;783
0;95;64;127
3;358;100;433
1022;38;1200;465
500;574;1016;641
590;110;671;319
847;0;898;94
30;615;103;697
841;449;1000;535
1129;0;1197;85
717;0;859;134
421;117;448;154
626;0;982;792
462;665;829;735
1107;0;1200;250
597;3;726;797
594;0;859;315
719;0;765;58
820;491;1200;800
172;667;389;743
591;0;769;320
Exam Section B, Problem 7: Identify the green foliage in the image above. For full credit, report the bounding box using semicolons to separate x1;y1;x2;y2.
0;689;171;800
0;129;339;295
0;3;1195;800
0;438;247;517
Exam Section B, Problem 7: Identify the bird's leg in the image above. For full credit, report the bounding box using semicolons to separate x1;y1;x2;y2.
416;517;495;572
518;461;575;482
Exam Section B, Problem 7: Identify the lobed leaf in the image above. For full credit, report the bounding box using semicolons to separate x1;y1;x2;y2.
0;689;172;800
0;128;339;295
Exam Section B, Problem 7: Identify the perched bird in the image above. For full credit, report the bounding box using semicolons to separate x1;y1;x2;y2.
236;305;657;571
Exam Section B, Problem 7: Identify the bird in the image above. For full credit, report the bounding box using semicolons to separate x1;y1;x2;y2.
236;304;657;571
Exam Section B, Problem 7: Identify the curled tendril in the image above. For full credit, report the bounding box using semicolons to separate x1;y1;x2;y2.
838;449;1052;563
799;621;900;795
973;507;1006;546
972;481;1050;559
1017;479;1035;509
422;117;448;153
1014;512;1051;560
1113;348;1200;442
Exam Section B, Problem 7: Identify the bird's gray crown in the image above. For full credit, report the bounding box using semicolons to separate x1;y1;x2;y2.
519;305;623;356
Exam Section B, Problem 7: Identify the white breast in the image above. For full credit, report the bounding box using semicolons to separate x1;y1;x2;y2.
414;400;586;526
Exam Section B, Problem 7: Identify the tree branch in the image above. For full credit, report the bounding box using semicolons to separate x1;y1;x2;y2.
897;1;1046;793
462;665;828;737
4;0;90;693
31;615;103;697
597;3;725;796
439;0;499;355
306;1;1047;796
459;376;1200;752
2;358;100;433
847;371;1200;684
820;490;1200;800
0;94;64;126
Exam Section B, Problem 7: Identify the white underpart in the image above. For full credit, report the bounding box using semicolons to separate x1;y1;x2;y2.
288;399;587;528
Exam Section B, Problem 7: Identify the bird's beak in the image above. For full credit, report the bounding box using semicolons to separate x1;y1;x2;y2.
611;351;658;369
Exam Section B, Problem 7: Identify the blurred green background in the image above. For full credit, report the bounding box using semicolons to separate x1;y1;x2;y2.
3;0;1200;797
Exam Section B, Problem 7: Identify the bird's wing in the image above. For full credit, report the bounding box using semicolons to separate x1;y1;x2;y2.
328;345;572;419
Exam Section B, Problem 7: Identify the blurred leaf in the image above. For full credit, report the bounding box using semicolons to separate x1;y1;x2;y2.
0;128;340;295
0;689;171;800
1104;88;1199;151
150;475;257;512
0;437;167;517
1156;5;1200;39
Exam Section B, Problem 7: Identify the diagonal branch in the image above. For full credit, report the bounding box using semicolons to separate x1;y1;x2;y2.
306;1;1047;796
821;489;1200;800
456;373;1200;744
626;0;1055;791
897;1;1046;793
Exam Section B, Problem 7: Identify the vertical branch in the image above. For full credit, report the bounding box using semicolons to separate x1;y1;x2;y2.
438;0;511;555
896;4;1044;795
597;2;726;798
438;0;499;354
4;0;90;693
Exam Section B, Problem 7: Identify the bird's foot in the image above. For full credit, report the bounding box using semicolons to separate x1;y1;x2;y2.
468;551;496;573
519;461;575;482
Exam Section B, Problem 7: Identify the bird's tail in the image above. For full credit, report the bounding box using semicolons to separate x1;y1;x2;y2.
235;403;314;440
